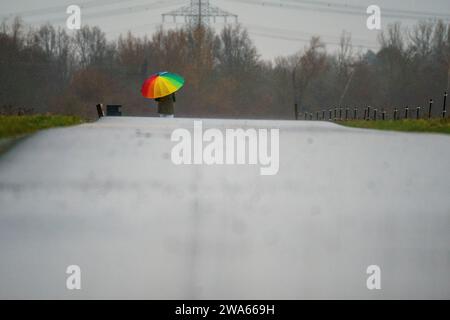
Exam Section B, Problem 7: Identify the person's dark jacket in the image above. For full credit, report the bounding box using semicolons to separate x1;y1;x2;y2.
155;94;176;115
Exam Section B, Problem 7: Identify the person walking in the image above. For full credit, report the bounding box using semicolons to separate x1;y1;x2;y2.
155;93;176;118
141;71;184;118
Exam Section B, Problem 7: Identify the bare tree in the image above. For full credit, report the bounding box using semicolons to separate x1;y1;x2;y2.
293;36;327;113
337;31;354;106
73;26;108;68
409;21;433;59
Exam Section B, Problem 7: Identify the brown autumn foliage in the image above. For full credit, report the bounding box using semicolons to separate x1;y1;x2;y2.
1;17;450;119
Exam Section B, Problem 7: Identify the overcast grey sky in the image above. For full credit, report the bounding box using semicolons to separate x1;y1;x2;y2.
1;0;450;60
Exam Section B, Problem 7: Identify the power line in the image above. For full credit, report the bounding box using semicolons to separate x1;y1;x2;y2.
248;30;379;50
103;19;379;51
1;0;437;53
1;0;136;19
245;23;378;47
285;0;450;20
15;0;185;25
4;0;449;27
227;0;450;21
105;22;161;37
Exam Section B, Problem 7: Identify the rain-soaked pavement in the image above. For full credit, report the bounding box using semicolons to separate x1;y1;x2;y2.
0;117;449;299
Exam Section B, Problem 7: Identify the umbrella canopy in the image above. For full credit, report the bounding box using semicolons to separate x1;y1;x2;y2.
141;71;185;99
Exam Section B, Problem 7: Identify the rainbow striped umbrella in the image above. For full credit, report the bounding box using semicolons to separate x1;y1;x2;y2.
141;71;185;99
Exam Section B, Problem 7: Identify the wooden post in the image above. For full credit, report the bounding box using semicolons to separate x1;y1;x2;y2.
443;92;447;118
428;99;433;119
96;104;104;118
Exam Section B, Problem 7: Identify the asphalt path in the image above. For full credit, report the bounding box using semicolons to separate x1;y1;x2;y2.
0;117;449;299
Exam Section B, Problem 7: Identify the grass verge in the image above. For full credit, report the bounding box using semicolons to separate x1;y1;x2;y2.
0;115;85;139
338;118;450;134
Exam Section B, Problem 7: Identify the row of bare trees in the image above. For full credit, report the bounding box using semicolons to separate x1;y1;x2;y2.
287;20;450;118
1;17;450;119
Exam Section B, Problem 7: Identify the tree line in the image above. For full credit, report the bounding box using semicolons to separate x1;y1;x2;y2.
1;17;449;119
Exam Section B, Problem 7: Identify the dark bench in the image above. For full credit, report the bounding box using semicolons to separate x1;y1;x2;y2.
106;105;122;117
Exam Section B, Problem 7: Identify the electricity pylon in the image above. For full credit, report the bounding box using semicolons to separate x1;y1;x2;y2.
162;0;238;27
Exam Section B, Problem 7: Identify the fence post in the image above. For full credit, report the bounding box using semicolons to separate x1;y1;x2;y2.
294;103;298;120
405;106;409;119
329;109;332;121
310;113;313;120
428;99;433;119
354;107;357;120
96;104;104;118
304;112;308;120
345;108;349;120
322;110;325;120
334;108;337;121
339;107;342;120
394;108;398;120
373;108;377;121
443;92;447;118
382;109;386;120
416;106;420;119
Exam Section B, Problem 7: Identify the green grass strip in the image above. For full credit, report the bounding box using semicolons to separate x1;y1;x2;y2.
0;115;85;139
338;118;450;134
